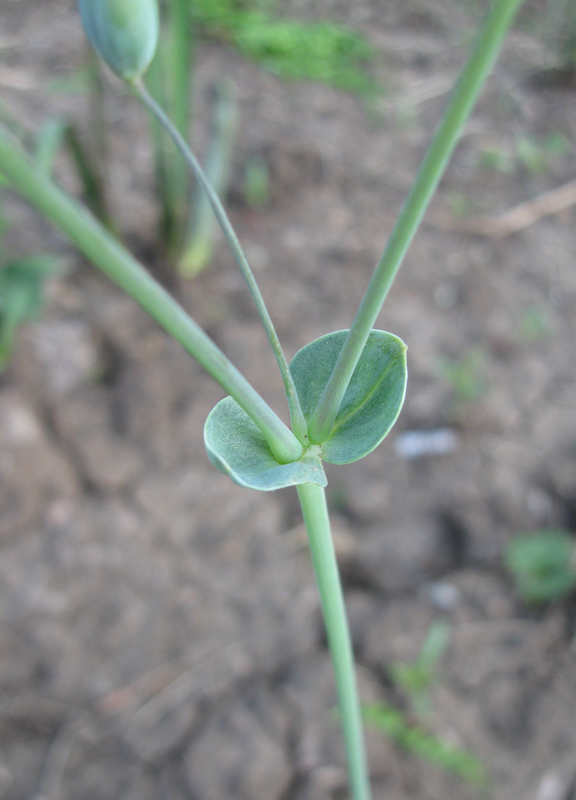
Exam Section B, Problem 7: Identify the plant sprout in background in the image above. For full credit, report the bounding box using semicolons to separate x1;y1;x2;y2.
0;0;525;797
476;131;570;176
363;701;488;789
0;120;66;373
505;529;576;604
0;254;65;373
78;0;379;271
194;0;379;95
389;620;452;716
437;347;489;416
143;0;379;268
244;154;270;210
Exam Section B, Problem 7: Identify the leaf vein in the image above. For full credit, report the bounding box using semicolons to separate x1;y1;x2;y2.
326;354;400;439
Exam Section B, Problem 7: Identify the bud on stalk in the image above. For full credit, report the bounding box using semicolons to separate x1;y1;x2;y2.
78;0;159;81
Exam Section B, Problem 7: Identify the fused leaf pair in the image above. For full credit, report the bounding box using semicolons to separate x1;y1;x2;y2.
205;329;407;490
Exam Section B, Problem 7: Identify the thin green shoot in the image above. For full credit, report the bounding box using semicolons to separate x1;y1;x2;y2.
244;155;270;210
179;81;238;277
363;701;488;789
0;96;111;229
0;126;302;465
476;131;570;175
476;143;516;173
515;131;570;175
390;619;452;716
64;124;112;229
437;348;489;408
150;0;194;253
131;78;309;444
307;0;525;444
0;254;66;372
34;118;68;177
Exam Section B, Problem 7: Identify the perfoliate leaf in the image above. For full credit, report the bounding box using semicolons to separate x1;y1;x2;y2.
290;329;407;464
204;396;326;491
204;329;406;491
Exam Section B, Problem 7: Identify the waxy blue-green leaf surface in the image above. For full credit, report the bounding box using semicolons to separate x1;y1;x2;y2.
204;396;327;491
290;329;407;464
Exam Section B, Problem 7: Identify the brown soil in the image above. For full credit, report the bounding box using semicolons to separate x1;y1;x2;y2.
1;1;575;799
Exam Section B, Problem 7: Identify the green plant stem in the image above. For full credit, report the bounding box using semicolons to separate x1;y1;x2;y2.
297;482;371;800
131;78;309;446
65;123;112;230
166;0;193;164
0;124;302;465
88;48;115;230
146;53;178;248
307;0;524;444
179;80;237;277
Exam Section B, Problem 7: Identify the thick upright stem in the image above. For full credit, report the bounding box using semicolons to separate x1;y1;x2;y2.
307;0;524;444
0;125;302;465
297;483;371;800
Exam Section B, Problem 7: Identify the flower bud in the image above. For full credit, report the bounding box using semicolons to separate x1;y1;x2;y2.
78;0;159;81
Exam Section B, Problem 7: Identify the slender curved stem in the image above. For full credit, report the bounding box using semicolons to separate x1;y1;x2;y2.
307;0;524;444
131;79;309;445
297;483;371;800
0;125;303;465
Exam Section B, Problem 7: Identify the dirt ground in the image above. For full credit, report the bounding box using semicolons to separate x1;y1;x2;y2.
1;1;576;798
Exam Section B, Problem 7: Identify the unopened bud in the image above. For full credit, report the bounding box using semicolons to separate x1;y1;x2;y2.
78;0;159;81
